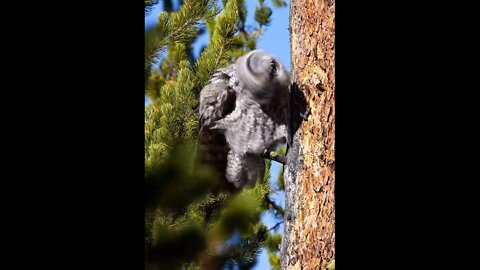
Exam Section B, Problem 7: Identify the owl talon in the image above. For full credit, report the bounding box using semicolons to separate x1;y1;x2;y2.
263;150;286;165
300;107;311;121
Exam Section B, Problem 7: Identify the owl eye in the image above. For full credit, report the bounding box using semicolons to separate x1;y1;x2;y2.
270;59;277;78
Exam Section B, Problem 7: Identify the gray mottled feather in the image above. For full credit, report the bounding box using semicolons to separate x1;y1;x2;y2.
198;50;290;189
198;66;237;190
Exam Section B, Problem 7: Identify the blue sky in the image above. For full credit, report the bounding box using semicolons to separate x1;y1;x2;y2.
145;1;290;268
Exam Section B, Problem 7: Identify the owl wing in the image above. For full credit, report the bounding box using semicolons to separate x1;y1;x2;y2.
198;68;237;191
199;71;236;132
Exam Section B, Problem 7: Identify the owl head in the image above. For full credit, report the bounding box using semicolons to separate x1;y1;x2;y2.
236;50;290;104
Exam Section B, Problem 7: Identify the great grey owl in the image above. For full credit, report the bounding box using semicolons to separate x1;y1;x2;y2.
198;49;290;190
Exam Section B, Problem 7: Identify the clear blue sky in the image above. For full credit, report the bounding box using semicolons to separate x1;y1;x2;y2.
145;1;290;268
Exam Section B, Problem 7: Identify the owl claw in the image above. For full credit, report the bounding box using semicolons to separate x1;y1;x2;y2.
300;107;311;121
263;150;286;165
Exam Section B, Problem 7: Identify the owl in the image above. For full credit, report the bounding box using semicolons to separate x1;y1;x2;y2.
198;50;290;190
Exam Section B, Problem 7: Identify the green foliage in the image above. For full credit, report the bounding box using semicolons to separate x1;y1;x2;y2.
145;0;160;16
268;251;281;270
264;147;286;219
264;232;281;251
145;84;198;164
271;0;288;8
254;5;272;27
145;0;289;269
215;182;270;238
276;164;285;190
328;259;335;270
161;0;215;46
194;0;240;90
222;224;269;269
264;232;281;269
145;144;218;212
146;43;189;101
275;146;286;191
146;182;270;269
146;219;205;270
264;159;272;182
145;0;216;83
145;69;164;101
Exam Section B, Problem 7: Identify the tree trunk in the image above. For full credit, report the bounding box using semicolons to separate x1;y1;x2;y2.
281;0;335;269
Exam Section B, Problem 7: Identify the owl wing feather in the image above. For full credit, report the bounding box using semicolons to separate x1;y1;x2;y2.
199;71;236;132
198;68;237;191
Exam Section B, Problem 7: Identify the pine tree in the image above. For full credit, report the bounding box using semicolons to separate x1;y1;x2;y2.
280;0;335;269
144;1;287;269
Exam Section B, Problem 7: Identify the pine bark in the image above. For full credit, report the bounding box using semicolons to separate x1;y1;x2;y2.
281;0;335;269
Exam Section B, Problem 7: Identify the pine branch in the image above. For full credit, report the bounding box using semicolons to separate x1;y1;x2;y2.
213;44;226;70
145;0;216;83
219;225;268;269
269;221;284;231
145;0;160;16
265;196;284;218
271;0;288;8
194;0;239;89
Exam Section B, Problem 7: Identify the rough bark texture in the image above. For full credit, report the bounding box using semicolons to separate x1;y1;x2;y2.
281;0;335;269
